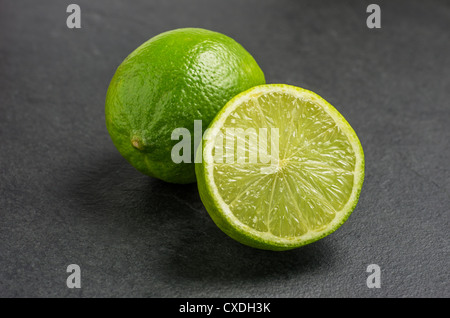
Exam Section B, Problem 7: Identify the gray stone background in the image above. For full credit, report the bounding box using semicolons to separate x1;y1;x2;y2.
0;0;448;297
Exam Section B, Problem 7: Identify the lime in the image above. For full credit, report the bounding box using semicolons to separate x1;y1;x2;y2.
196;84;364;251
105;28;265;183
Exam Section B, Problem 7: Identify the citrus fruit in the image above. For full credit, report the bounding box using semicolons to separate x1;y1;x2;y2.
105;28;265;183
196;84;364;251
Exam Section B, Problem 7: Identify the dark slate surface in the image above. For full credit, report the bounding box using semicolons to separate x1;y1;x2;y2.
0;0;448;298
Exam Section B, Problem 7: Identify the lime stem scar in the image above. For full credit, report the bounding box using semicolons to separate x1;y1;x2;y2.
131;136;145;150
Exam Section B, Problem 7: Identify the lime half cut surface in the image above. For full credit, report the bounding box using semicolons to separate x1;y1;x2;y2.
196;84;364;251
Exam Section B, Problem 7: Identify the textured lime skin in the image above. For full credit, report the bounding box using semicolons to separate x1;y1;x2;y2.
196;84;365;251
105;28;265;183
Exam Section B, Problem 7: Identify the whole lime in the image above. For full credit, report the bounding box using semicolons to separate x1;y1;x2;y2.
105;28;265;183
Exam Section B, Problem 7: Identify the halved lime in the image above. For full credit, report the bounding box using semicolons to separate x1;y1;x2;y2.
196;84;364;251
